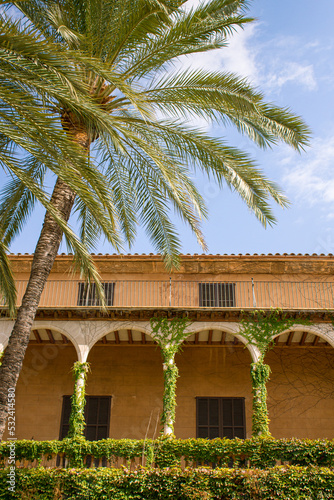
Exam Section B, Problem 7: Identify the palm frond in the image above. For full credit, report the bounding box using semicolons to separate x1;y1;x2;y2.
123;1;253;77
0;156;45;248
0;240;16;317
142;69;310;149
1;0;310;267
113;117;289;226
0;153;108;297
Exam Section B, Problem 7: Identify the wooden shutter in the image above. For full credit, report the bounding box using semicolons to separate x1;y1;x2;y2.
196;397;245;439
59;396;111;440
59;396;71;440
85;397;111;441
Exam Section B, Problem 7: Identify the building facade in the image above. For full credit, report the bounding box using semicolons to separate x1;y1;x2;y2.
1;253;334;442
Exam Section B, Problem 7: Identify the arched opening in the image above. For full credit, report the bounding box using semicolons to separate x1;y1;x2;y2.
93;327;155;346
266;328;334;439
86;327;162;440
6;328;77;442
185;329;246;347
173;328;253;439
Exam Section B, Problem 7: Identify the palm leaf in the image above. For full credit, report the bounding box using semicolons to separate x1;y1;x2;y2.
0;240;16;317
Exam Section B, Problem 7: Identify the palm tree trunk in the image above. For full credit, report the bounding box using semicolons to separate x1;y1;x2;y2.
0;133;89;440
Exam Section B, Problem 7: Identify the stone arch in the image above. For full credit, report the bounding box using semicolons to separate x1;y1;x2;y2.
271;323;334;350
88;321;154;350
183;322;260;362
11;324;79;441
86;322;163;440
0;323;79;351
31;322;83;361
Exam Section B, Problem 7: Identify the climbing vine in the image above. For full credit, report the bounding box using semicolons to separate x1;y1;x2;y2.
150;317;190;437
2;466;334;499
250;361;271;437
162;363;178;429
240;309;303;359
240;309;307;437
2;437;334;469
67;361;90;439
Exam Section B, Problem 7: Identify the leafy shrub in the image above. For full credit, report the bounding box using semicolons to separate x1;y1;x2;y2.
1;466;334;499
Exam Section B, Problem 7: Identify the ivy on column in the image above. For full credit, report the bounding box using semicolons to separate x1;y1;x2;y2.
250;360;271;436
240;309;305;437
68;361;90;439
150;317;190;437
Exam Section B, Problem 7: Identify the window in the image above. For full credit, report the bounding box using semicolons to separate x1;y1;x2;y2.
198;283;235;307
77;282;115;306
59;396;111;440
196;397;245;439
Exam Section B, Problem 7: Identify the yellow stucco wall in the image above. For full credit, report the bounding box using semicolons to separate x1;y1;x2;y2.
10;253;334;282
7;343;334;441
266;348;334;439
9;253;334;310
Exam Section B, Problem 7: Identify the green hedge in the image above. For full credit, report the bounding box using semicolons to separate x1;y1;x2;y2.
1;437;334;468
1;466;334;499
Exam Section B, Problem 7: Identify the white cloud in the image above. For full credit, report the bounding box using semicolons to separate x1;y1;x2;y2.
179;23;259;84
217;28;318;92
171;1;320;133
265;62;317;91
178;13;317;94
219;25;259;82
282;134;334;213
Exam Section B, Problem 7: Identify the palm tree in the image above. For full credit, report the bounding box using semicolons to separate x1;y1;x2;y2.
0;0;310;439
0;11;135;310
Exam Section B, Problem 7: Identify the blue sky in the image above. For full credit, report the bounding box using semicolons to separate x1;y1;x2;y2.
173;0;334;256
5;0;334;256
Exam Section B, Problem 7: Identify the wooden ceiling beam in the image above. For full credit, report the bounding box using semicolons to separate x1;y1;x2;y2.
208;330;213;345
313;335;319;346
33;330;42;344
286;332;294;346
61;334;69;344
46;329;55;344
299;332;308;346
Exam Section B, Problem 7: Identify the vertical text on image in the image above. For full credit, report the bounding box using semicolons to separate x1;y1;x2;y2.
7;387;16;493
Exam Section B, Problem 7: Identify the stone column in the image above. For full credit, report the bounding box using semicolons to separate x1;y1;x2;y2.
161;350;178;436
250;360;271;437
68;361;89;438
